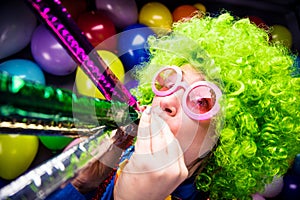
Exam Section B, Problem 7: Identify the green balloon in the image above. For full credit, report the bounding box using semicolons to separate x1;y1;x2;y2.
39;136;73;151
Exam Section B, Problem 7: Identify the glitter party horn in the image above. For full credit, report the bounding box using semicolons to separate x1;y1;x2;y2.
24;0;139;111
0;123;137;199
0;72;139;136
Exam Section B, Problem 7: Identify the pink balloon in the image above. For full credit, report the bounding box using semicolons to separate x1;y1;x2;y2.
95;0;138;29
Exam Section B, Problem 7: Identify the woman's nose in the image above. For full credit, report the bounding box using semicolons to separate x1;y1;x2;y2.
159;93;181;117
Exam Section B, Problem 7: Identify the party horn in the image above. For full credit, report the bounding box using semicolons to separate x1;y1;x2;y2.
0;123;137;199
0;72;139;137
24;0;139;111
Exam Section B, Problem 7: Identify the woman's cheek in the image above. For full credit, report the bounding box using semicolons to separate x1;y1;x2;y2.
166;116;184;136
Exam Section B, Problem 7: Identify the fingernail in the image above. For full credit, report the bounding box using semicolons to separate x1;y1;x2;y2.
144;106;152;114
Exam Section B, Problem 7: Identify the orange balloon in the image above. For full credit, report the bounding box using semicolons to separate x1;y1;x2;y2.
172;5;198;22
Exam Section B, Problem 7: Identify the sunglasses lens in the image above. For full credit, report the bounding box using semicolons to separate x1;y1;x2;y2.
154;68;178;92
186;85;216;115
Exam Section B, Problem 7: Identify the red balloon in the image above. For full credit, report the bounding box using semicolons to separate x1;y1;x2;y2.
77;11;117;51
172;5;198;22
247;16;269;30
61;0;87;20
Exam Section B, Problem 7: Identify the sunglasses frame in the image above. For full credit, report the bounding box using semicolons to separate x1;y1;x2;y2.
152;66;222;120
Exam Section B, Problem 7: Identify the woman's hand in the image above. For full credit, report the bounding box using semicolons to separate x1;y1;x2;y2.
114;107;188;200
70;126;136;194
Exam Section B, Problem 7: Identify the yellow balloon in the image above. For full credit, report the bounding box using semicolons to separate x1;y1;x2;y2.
0;134;39;180
75;50;125;99
270;25;293;48
139;2;173;34
193;3;206;13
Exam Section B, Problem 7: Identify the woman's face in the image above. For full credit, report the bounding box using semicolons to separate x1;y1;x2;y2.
151;64;215;165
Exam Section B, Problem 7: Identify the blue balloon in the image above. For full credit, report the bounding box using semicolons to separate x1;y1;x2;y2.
0;0;37;59
293;154;300;175
282;173;300;200
0;59;45;84
292;56;300;78
117;24;155;72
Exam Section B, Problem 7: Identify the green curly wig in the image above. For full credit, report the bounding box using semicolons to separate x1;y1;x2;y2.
131;12;300;199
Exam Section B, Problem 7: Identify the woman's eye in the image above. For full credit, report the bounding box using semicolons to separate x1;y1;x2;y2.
155;82;175;91
192;98;212;114
186;85;216;114
165;82;175;89
198;97;209;107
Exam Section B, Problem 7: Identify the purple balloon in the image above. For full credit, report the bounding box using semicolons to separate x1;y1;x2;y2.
31;25;77;76
95;0;138;29
252;193;265;200
0;0;37;59
259;176;283;198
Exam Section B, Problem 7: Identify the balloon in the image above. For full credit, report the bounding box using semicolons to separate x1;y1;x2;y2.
76;50;125;99
248;16;266;27
138;2;173;34
0;59;45;84
293;154;300;175
95;0;138;29
252;193;265;200
77;11;117;51
259;176;284;198
61;0;87;20
270;25;293;48
31;25;77;76
247;16;269;31
0;58;45;179
0;134;39;180
193;3;207;13
124;77;139;90
282;173;300;199
0;0;37;59
172;5;198;22
117;23;155;72
39;136;73;151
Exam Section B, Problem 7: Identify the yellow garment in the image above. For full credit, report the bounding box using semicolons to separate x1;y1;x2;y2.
165;195;172;200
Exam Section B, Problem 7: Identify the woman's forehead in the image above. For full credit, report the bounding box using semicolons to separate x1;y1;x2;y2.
181;64;205;83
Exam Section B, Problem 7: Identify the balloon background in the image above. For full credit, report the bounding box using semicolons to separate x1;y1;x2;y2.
0;1;300;199
31;25;77;76
117;23;155;72
76;50;125;99
0;0;37;60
